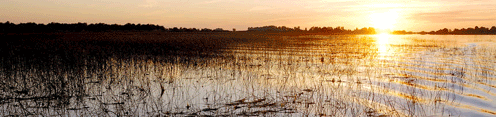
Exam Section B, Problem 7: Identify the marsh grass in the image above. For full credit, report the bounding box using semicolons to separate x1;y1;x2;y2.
1;33;496;116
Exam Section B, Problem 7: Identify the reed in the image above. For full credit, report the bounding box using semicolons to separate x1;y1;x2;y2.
1;33;495;116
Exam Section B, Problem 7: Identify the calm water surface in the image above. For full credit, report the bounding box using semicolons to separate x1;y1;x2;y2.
1;34;496;116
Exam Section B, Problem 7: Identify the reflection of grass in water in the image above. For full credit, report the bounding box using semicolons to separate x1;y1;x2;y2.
0;32;254;116
2;33;496;116
0;33;410;116
0;33;368;116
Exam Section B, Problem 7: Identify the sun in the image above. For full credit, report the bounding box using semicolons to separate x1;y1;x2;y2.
369;10;399;30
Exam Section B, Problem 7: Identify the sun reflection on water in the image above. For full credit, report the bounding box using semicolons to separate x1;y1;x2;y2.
374;33;393;60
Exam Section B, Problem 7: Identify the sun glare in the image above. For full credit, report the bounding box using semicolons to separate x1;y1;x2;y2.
369;11;399;30
374;33;393;60
375;33;391;45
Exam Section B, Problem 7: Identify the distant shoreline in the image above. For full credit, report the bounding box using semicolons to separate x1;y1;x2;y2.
2;22;496;35
4;31;496;36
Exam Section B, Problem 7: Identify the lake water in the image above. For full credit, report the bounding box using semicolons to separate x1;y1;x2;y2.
1;34;496;116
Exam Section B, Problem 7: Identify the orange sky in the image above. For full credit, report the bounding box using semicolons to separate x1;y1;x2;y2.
1;0;495;31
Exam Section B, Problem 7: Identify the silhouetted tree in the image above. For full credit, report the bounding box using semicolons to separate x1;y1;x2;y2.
0;21;217;33
490;26;496;33
248;25;376;34
426;26;496;35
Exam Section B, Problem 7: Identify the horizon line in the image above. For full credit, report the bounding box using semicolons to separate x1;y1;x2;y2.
2;21;496;33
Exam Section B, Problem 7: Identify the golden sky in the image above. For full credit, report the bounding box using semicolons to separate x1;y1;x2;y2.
1;0;495;31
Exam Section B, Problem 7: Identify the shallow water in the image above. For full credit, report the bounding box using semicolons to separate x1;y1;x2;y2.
1;34;496;116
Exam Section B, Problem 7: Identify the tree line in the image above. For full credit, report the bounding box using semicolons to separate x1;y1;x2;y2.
0;21;230;33
422;26;496;35
3;21;496;35
248;25;377;34
248;25;496;35
391;26;496;35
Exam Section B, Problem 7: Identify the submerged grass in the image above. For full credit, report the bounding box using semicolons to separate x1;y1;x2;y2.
1;32;495;116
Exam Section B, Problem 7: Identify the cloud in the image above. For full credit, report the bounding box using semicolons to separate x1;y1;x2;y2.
409;11;462;23
415;11;463;16
452;18;496;22
409;10;496;23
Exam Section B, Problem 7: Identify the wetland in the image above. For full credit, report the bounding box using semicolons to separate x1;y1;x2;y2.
1;32;496;116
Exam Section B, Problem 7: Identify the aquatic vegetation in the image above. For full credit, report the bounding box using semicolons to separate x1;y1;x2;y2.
1;33;495;116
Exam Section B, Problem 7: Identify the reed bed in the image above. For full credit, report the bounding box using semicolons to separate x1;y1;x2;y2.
1;33;495;116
